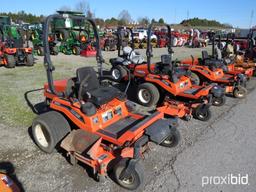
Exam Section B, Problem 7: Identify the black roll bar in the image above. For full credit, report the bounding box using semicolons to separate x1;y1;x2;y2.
146;23;172;74
43;14;103;96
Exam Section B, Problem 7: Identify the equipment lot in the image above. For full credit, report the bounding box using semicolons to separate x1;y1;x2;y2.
0;46;255;192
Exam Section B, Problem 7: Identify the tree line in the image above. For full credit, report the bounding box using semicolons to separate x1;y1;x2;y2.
180;18;232;28
0;11;43;24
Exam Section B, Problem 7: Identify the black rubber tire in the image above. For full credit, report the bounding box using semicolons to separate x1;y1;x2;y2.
72;46;81;55
5;54;16;68
212;96;226;107
193;105;212;121
190;72;200;85
26;54;34;66
233;86;247;98
137;83;160;107
62;47;69;55
104;46;109;51
58;29;69;41
113;159;144;190
51;46;59;55
160;127;180;148
31;32;36;40
37;46;44;56
32;111;71;153
111;65;127;82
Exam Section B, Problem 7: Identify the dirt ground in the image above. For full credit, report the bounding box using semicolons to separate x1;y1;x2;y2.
0;46;255;192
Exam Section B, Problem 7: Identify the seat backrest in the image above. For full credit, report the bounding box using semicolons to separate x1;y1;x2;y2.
202;50;209;60
76;67;100;92
214;45;222;59
123;46;132;56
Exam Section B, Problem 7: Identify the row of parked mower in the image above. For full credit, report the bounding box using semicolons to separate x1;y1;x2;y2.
26;13;256;191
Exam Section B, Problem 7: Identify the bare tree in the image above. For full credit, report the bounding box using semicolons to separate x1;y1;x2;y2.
75;0;89;13
138;17;150;26
118;10;132;24
75;0;94;18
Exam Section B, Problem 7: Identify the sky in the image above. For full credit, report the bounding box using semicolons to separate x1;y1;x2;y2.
1;0;256;28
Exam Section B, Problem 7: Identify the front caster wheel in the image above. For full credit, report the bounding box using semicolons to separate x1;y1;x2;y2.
212;96;226;107
193;105;212;121
233;86;247;98
160;128;180;148
113;159;144;190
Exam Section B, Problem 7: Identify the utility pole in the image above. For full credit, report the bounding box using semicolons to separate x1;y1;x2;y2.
187;10;189;20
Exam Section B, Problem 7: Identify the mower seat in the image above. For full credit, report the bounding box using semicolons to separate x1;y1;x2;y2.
76;67;120;106
123;46;144;64
89;87;120;106
202;50;224;68
109;57;129;66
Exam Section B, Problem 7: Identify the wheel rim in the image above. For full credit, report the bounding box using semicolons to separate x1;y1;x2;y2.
213;98;221;105
236;89;245;97
60;33;64;40
120;175;135;185
138;89;151;104
73;48;77;54
163;135;174;145
197;110;208;119
34;123;49;148
112;69;121;80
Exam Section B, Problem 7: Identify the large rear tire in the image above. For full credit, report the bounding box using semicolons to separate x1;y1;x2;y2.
57;29;69;41
72;46;81;55
32;111;71;153
51;46;59;55
137;83;160;107
37;46;44;56
5;55;16;68
26;54;34;66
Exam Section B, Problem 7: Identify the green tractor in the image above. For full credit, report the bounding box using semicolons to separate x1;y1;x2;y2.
52;11;94;55
58;29;89;55
52;10;85;41
30;23;58;56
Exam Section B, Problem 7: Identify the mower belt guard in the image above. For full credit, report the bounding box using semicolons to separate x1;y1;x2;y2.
145;119;171;144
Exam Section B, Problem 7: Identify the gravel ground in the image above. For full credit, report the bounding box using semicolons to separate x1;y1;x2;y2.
0;46;255;192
